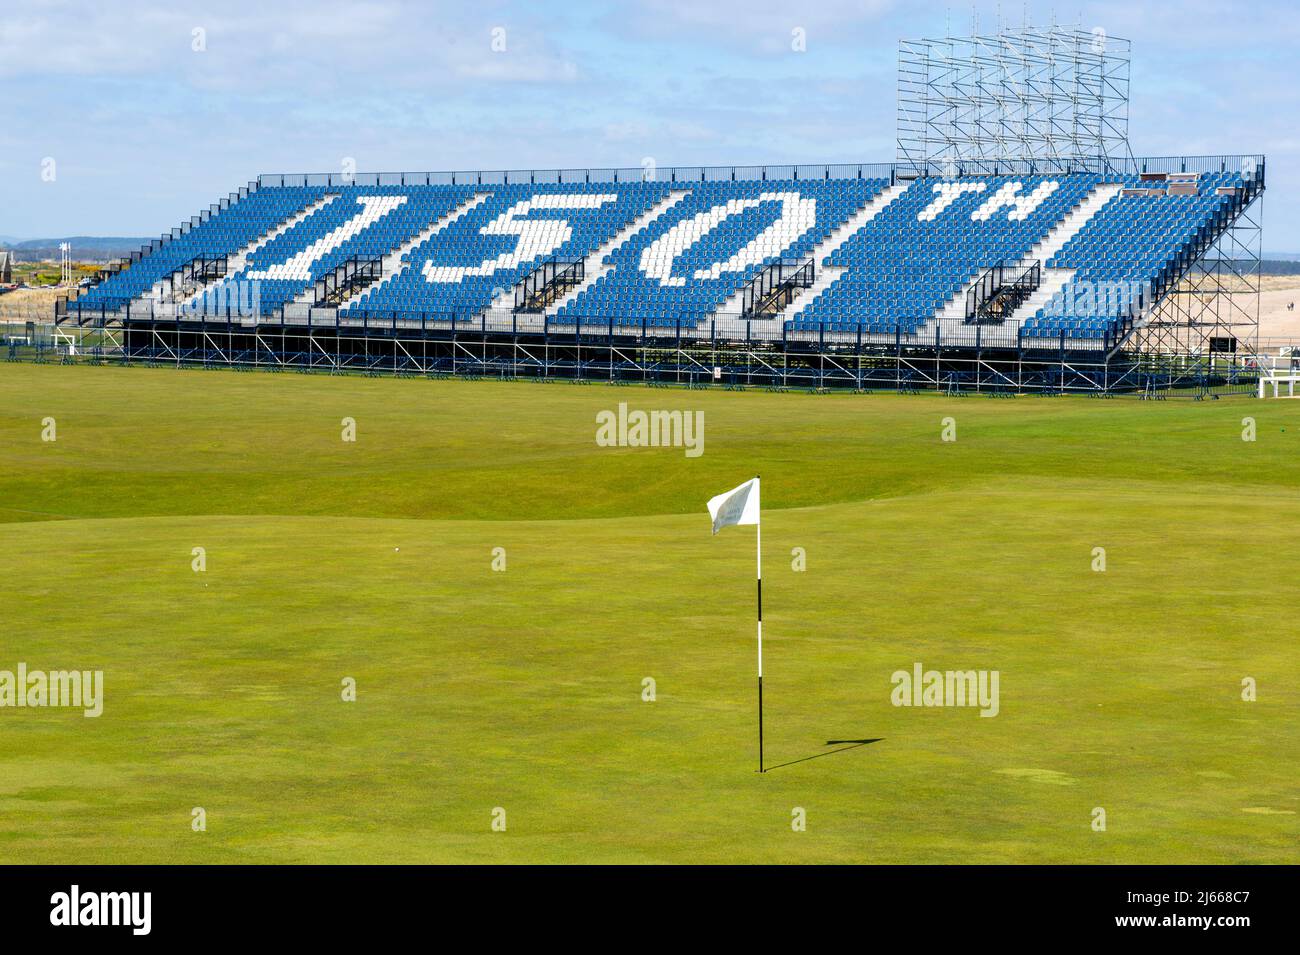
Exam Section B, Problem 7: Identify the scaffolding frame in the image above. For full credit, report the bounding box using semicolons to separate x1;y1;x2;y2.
1134;189;1264;359
34;305;1265;399
898;25;1132;175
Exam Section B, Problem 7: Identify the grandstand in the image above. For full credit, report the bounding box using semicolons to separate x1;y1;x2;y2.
51;26;1267;395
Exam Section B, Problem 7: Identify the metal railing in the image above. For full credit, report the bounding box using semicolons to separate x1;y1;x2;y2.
740;258;816;319
255;154;1265;190
965;260;1042;324
314;256;383;306
257;162;901;189
513;256;585;312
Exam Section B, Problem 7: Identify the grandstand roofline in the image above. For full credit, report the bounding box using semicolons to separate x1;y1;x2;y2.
256;154;1265;189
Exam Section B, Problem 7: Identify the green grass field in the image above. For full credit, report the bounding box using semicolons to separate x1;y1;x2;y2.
0;362;1295;863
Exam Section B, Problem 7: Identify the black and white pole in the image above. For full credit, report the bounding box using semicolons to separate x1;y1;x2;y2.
755;475;763;774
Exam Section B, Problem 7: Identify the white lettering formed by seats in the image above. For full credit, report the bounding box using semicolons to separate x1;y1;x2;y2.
640;192;816;287
917;182;987;221
423;194;618;282
971;181;1060;221
246;195;407;282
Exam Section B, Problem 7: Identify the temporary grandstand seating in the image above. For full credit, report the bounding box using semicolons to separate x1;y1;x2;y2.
552;178;889;327
1020;172;1247;338
219;186;475;311
76;186;330;309
347;183;677;317
789;175;1096;336
71;164;1261;348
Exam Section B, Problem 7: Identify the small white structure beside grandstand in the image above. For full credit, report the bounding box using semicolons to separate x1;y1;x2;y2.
1258;352;1300;398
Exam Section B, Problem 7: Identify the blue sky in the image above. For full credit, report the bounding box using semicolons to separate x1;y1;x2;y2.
3;0;1296;249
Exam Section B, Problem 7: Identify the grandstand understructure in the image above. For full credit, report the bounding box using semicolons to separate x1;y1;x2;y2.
53;155;1265;394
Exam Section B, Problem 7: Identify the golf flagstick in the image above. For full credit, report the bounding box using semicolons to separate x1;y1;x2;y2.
756;480;763;773
705;476;764;773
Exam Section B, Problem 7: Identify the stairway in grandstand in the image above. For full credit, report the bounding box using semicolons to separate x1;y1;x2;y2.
312;256;384;307
512;256;586;312
457;254;591;333
150;255;230;306
734;258;817;319
993;183;1127;327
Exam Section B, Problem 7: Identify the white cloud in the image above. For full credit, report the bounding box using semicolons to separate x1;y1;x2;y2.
615;0;896;53
0;0;578;90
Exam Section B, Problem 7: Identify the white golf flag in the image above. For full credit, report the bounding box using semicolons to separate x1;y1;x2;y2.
707;477;760;535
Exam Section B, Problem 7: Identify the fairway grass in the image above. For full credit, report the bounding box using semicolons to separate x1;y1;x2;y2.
0;363;1296;863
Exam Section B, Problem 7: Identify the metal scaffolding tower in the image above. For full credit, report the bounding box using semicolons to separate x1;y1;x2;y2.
897;25;1133;175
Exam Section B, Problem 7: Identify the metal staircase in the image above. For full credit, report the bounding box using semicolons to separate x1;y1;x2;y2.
739;258;816;320
965;260;1041;325
314;256;383;307
514;256;585;313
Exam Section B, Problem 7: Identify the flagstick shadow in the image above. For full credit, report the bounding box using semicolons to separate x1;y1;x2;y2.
763;738;883;772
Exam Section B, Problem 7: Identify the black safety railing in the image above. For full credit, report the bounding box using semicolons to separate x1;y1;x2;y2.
256;154;1265;190
740;258;816;320
965;260;1042;324
314;256;383;306
513;256;585;312
165;255;228;301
